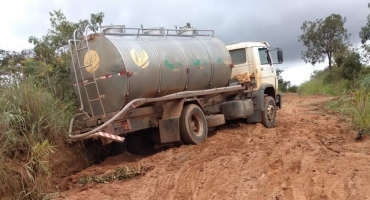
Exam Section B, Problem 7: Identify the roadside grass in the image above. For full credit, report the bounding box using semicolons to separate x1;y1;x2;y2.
299;67;348;96
325;75;370;135
0;76;88;199
299;68;370;135
299;77;348;96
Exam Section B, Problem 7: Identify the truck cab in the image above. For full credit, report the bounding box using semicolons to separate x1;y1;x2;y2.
226;41;282;90
226;41;283;109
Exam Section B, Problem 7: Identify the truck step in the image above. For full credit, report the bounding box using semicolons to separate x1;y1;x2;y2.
79;64;91;69
77;47;87;51
84;81;96;86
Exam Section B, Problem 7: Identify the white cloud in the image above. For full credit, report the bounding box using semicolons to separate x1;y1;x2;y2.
0;29;34;51
281;62;327;86
0;0;38;51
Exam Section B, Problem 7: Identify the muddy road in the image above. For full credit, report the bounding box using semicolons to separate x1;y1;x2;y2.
57;94;370;200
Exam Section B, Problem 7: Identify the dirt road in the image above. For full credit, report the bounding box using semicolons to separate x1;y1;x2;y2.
57;94;370;200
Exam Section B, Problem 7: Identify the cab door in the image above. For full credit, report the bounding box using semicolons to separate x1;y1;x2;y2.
229;48;248;84
256;47;277;88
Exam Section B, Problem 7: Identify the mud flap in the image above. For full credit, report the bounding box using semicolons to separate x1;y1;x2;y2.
159;117;181;143
158;99;184;143
276;93;282;109
247;109;262;123
247;89;264;123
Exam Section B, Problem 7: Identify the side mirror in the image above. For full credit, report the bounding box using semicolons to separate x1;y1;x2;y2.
277;50;283;64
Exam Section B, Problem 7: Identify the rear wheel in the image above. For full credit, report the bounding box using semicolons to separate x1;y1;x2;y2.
109;141;125;156
261;96;276;128
180;104;208;144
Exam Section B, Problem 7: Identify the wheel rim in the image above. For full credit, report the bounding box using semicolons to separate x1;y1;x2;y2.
190;113;203;137
267;103;275;121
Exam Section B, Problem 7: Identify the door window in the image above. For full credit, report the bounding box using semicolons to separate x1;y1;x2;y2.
229;48;247;65
258;48;271;65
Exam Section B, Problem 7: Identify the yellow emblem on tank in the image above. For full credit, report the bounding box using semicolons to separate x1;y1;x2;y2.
83;50;99;73
130;49;149;69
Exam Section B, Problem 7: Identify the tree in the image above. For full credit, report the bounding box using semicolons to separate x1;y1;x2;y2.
359;3;370;62
28;10;104;98
299;14;351;70
276;68;292;92
341;51;362;81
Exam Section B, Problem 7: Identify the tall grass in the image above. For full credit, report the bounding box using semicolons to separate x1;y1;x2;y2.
325;74;370;134
299;67;348;96
350;88;370;132
299;78;348;96
0;76;85;199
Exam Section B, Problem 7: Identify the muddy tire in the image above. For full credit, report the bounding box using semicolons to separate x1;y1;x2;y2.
206;114;225;127
180;104;208;145
261;96;276;128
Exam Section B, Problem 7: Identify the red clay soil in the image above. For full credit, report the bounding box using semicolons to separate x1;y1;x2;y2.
56;94;370;200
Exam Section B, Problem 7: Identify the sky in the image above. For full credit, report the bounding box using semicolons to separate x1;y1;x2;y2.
0;0;368;85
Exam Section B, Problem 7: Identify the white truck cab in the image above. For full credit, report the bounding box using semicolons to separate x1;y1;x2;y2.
226;41;283;114
226;41;282;91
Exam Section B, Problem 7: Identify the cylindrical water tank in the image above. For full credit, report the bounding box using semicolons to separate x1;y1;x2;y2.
72;31;232;116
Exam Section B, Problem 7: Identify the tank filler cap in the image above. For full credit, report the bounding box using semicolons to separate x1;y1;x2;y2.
177;28;198;35
143;27;164;35
102;25;126;34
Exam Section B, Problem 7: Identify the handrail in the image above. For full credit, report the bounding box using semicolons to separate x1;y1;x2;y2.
99;26;215;37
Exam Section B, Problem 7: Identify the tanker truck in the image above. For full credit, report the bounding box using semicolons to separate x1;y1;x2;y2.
68;26;283;156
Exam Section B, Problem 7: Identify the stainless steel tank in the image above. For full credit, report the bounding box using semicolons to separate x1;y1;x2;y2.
71;28;232;116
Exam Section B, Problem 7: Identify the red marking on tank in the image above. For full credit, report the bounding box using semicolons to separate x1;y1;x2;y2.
118;71;126;76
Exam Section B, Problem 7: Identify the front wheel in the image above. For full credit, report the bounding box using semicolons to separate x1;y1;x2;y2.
261;96;276;128
180;104;208;145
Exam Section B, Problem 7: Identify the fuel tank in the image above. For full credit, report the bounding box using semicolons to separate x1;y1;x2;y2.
71;28;232;116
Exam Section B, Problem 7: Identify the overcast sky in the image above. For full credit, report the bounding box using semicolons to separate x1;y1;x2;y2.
0;0;368;85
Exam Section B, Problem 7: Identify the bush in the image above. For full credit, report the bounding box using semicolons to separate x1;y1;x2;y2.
288;85;299;93
0;76;87;199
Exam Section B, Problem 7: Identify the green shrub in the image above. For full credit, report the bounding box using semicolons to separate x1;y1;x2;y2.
323;67;343;84
79;165;143;186
0;76;84;199
288;85;299;93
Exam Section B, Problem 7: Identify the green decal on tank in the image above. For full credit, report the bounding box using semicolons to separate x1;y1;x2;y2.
203;60;208;65
192;59;201;67
217;57;222;63
164;59;175;69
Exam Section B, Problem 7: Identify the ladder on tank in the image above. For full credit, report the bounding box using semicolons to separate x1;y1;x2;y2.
69;27;106;118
